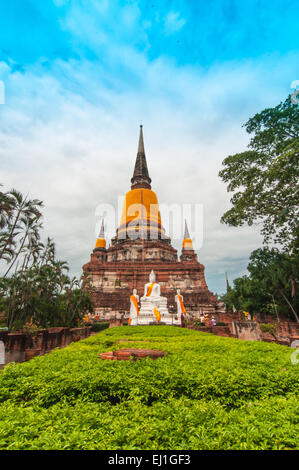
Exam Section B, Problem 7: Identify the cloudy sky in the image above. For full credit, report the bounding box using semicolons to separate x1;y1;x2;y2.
0;0;298;294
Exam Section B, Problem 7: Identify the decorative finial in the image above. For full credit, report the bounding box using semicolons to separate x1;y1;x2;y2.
182;220;194;252
99;219;105;238
131;125;152;189
184;220;191;240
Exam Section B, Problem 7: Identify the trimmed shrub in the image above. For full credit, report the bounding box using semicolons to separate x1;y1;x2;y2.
0;326;297;450
90;322;109;332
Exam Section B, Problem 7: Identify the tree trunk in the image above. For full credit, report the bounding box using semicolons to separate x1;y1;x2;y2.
281;292;299;322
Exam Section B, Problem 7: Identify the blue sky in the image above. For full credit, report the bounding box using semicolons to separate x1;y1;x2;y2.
0;0;298;293
1;0;298;67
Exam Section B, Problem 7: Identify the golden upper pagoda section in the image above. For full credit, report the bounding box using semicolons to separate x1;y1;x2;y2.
113;125;170;244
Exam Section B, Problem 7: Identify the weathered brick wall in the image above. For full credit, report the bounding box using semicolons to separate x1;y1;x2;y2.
277;322;299;338
0;327;91;366
83;245;218;319
216;312;242;323
258;322;299;346
185;319;299;345
187;325;233;338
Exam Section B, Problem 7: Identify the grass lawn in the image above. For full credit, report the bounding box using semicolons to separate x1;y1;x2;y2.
0;325;298;450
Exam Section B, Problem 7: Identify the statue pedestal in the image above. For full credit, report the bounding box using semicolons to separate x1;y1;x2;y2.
131;296;181;326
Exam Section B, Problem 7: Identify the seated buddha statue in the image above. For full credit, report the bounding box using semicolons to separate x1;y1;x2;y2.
137;269;178;325
141;270;161;300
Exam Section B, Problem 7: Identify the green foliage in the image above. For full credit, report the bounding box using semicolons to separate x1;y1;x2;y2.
0;326;298;450
219;97;299;322
22;322;43;337
90;322;110;332
0;187;43;272
219;95;299;250
221;247;299;321
193;321;205;327
259;323;277;335
221;275;269;314
0;184;93;330
193;321;226;327
0;258;93;330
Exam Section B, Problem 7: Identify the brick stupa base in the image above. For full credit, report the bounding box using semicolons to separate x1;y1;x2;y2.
83;126;224;321
99;348;165;361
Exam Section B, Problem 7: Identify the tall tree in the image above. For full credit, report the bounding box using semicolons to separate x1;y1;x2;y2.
0;187;43;270
219;95;299;251
221;248;299;322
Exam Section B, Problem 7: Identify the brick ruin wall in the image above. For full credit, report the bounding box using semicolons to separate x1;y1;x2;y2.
188;320;299;345
0;327;91;367
84;260;219;320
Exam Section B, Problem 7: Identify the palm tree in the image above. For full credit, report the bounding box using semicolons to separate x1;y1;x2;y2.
0;185;93;330
0;186;14;229
3;215;42;278
0;188;43;266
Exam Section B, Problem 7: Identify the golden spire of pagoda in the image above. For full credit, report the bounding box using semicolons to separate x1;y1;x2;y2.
130;125;152;190
116;125;166;241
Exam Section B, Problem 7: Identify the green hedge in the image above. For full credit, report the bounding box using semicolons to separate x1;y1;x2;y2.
90;322;109;332
259;323;277;334
0;326;298;450
192;321;226;327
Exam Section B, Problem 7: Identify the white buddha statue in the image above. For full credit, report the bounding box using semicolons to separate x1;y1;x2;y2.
175;289;186;316
175;288;186;326
141;270;162;301
136;270;181;326
128;288;139;326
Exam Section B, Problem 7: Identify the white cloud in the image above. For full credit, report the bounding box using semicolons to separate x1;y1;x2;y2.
164;11;186;35
0;48;296;293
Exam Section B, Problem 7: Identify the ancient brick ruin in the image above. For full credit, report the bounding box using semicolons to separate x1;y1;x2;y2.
0;327;91;367
83;126;222;320
99;348;166;361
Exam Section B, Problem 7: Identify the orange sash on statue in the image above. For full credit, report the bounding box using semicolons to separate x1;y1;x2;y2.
130;294;139;316
128;317;131;326
153;307;161;322
177;294;186;314
146;283;155;297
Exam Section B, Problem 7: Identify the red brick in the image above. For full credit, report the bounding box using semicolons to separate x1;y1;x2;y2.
98;348;165;361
